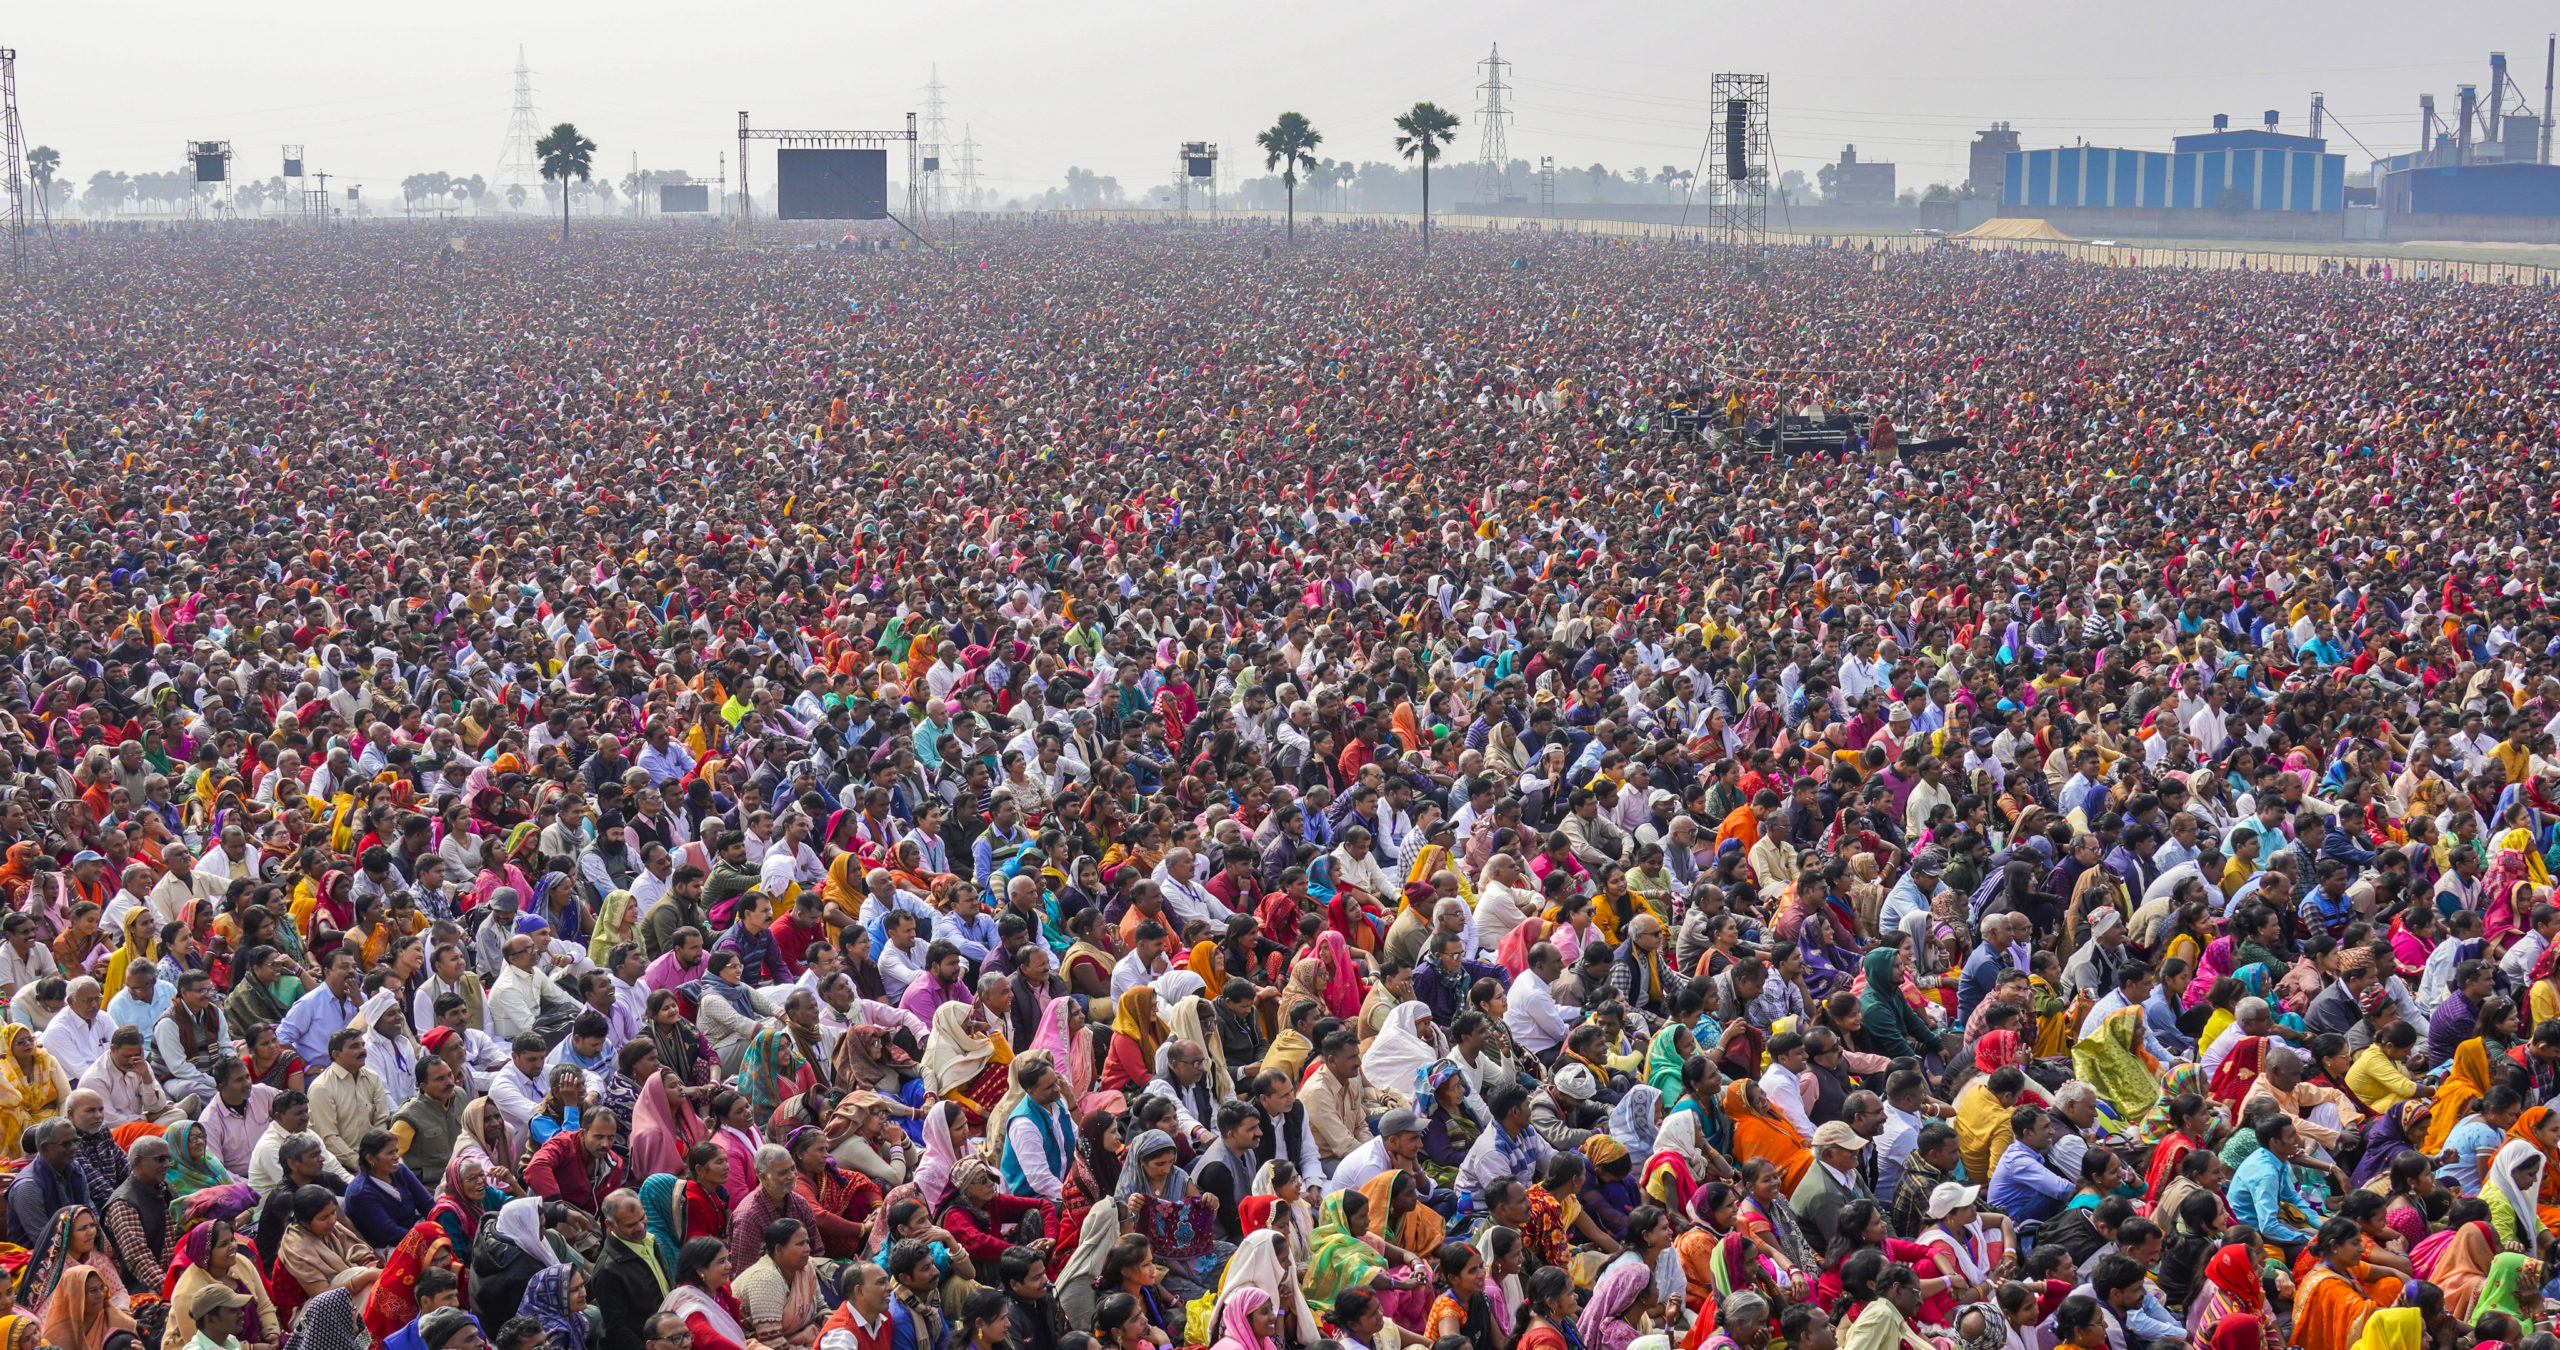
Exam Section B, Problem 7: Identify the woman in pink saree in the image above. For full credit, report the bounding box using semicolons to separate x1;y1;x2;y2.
630;1067;705;1179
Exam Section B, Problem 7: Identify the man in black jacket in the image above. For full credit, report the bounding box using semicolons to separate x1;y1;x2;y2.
1001;1245;1067;1350
588;1189;670;1350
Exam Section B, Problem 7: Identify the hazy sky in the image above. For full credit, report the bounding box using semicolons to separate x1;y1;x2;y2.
15;1;2557;205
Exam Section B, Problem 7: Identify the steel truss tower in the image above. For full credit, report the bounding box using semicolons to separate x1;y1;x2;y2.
495;47;540;206
1706;73;1770;254
1473;44;1514;204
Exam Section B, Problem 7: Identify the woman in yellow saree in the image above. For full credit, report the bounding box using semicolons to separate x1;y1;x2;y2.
0;1023;69;1157
2069;1003;2161;1123
99;910;158;997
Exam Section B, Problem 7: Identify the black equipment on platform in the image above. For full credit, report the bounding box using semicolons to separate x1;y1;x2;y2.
659;184;711;213
1724;100;1749;180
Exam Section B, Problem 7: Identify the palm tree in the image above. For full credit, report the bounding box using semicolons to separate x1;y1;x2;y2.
535;121;596;241
27;146;58;198
1392;101;1461;256
1256;112;1321;242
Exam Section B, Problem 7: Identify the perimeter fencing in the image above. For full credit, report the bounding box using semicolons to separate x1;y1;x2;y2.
1039;207;2560;288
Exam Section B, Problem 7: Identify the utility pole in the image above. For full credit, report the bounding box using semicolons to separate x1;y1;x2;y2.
1474;43;1513;205
309;170;331;226
922;65;949;218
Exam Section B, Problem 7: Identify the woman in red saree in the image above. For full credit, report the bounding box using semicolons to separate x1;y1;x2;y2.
362;1221;458;1349
2144;1094;2214;1203
1302;931;1364;1022
681;1144;735;1244
2209;1036;2269;1113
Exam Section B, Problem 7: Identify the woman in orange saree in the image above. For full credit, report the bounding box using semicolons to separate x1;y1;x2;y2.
2290;1222;2394;1350
1720;1078;1809;1194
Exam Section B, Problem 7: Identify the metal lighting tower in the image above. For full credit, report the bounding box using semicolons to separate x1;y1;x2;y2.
1706;73;1770;254
1538;155;1554;217
0;48;25;271
1177;142;1217;216
921;65;949;217
495;46;541;208
1473;43;1514;205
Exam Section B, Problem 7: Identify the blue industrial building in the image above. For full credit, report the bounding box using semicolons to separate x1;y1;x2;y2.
2384;161;2560;215
2002;114;2347;212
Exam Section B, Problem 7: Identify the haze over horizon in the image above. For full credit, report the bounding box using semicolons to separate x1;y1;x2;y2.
13;1;2558;207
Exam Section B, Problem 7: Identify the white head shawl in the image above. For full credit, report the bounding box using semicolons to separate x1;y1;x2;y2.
1212;1227;1321;1343
494;1195;561;1269
1153;969;1206;1005
2488;1137;2545;1242
1358;1001;1442;1106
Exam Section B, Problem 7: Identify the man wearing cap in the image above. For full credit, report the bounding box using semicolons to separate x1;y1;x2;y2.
1528;1064;1600;1152
184;1281;255;1350
1791;1121;1874;1250
1328;1106;1424;1197
2063;907;2130;1002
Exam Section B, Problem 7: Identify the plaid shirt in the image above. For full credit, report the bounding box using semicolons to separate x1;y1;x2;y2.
1888;1151;1951;1239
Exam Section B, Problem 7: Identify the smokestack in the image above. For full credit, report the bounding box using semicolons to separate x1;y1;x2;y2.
2310;92;2325;140
2422;93;2437;157
2492;52;2509;147
2459;83;2477;162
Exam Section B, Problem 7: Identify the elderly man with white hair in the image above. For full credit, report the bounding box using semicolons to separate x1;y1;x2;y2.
1152;847;1232;929
1473;853;1536;961
41;976;117;1078
2200;996;2281;1081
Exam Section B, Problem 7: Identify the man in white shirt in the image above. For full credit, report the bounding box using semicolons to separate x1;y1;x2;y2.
193;826;257;893
247;1092;355;1192
40;977;117;1079
873;910;930;1006
2502;903;2560;984
487;935;578;1042
485;1035;553;1161
0;914;58;997
1473;855;1535;962
147;847;202;925
1111;923;1172;1001
1503;945;1577;1061
1757;1031;1820;1140
1152;850;1233;930
1001;1059;1078;1201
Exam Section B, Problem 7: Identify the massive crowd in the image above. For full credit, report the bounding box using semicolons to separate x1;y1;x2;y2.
0;214;2549;1350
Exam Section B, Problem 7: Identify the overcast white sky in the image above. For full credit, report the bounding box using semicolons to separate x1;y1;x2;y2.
13;1;2556;203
